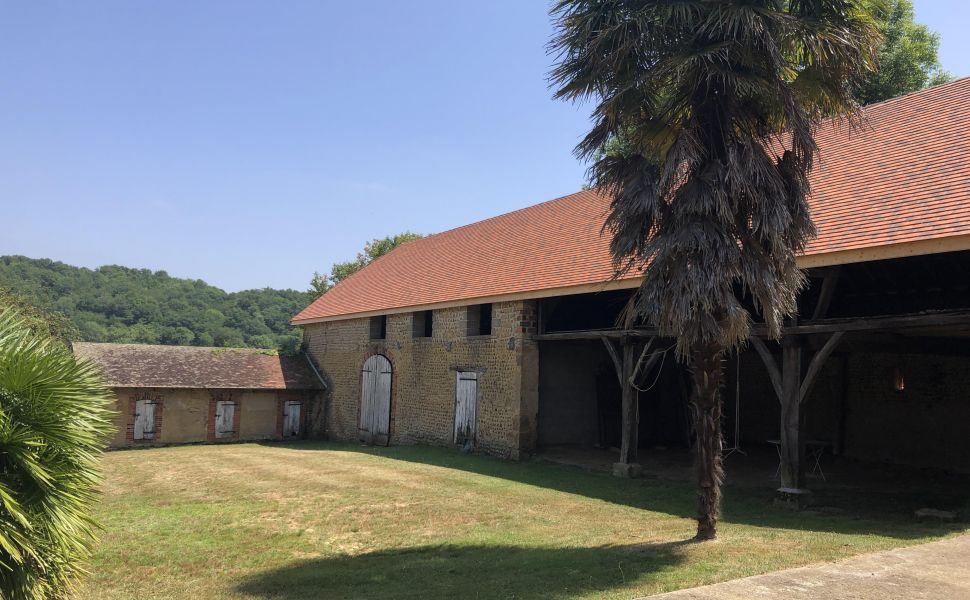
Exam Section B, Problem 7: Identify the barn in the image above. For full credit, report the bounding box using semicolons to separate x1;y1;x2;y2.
294;79;970;491
73;342;325;448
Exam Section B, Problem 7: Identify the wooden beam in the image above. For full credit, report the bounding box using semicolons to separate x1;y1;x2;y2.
749;336;783;402
811;267;841;321
538;310;970;343
799;331;845;403
628;337;656;385
761;309;970;336
538;328;659;341
600;335;623;385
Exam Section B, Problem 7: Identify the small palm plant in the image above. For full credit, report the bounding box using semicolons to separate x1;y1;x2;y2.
0;307;114;599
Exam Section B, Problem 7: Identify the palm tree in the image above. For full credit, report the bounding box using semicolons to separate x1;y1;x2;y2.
550;0;879;540
0;307;114;599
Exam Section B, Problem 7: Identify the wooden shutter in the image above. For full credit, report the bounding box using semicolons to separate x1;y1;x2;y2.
215;400;236;437
283;401;301;437
134;399;156;440
454;372;478;445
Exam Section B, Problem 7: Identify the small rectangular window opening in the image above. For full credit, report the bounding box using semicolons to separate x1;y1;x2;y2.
467;304;493;336
370;315;387;340
413;310;433;338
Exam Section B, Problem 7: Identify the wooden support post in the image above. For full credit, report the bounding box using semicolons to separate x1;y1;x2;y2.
751;329;844;497
618;338;638;466
778;337;804;490
603;334;649;477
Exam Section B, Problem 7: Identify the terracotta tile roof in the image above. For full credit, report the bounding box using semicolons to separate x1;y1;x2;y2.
73;342;323;390
294;78;970;324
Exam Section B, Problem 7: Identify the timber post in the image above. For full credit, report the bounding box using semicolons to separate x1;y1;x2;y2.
618;335;638;465
778;336;804;491
603;333;645;478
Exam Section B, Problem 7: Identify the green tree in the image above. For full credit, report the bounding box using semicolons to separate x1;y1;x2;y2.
0;256;313;354
857;0;951;104
310;232;423;297
0;288;78;343
551;0;878;540
0;307;114;599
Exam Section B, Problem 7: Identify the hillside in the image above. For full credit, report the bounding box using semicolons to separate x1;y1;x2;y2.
0;256;312;352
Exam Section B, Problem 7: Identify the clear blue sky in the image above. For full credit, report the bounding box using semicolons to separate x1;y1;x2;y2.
2;1;967;292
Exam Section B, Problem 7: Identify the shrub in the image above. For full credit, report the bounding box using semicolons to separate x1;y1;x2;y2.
0;307;114;599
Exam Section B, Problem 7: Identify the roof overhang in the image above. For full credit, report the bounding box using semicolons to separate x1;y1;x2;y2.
293;234;970;326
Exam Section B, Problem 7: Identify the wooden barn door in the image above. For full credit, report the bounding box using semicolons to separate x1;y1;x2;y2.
360;355;392;445
454;371;478;446
215;400;236;438
282;401;301;438
134;399;156;441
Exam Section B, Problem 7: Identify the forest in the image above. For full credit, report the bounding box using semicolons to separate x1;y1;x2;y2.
0;255;312;352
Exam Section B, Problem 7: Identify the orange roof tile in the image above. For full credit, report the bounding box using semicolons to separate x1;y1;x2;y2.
294;78;970;324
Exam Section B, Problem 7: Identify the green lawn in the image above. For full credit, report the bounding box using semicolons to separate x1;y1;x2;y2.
84;443;965;600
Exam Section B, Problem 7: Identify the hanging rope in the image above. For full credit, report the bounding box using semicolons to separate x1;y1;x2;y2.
630;342;677;393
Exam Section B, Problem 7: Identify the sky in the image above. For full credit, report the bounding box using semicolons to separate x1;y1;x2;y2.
2;1;968;292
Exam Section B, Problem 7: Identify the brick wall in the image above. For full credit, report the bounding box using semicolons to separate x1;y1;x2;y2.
302;301;539;458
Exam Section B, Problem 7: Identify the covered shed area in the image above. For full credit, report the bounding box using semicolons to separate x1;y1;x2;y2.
73;342;325;448
534;248;970;496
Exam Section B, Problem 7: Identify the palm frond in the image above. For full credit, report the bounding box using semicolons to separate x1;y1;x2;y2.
0;307;114;600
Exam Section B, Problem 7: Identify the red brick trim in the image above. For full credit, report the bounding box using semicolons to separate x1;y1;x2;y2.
207;390;240;443
126;391;164;444
518;302;538;335
276;391;309;440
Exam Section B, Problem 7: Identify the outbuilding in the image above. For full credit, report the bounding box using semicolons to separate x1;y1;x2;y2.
73;342;325;448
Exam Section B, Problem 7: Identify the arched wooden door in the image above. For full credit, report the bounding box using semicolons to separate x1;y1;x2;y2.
360;354;392;445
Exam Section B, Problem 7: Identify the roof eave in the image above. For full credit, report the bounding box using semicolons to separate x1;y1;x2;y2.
292;234;970;326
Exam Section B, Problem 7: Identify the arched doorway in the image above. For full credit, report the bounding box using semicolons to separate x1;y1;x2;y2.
360;354;392;445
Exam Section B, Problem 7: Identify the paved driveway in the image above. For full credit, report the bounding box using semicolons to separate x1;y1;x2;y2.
642;534;970;600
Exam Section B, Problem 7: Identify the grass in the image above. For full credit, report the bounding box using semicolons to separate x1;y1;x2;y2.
83;443;966;600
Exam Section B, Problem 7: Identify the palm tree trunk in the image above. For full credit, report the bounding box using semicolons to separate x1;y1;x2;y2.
690;343;725;541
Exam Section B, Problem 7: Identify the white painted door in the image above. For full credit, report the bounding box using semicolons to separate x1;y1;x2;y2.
215;400;235;438
134;399;156;440
454;371;478;445
283;401;301;438
360;355;392;445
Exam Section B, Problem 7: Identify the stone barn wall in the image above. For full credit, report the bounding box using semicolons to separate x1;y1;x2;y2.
302;301;539;458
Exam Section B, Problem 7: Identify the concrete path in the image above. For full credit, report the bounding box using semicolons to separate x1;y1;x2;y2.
642;534;970;600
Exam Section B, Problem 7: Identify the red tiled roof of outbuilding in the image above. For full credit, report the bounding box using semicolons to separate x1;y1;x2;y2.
73;342;323;390
294;78;970;324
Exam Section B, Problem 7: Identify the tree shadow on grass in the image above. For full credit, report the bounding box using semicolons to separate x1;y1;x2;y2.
262;442;966;540
236;542;689;600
